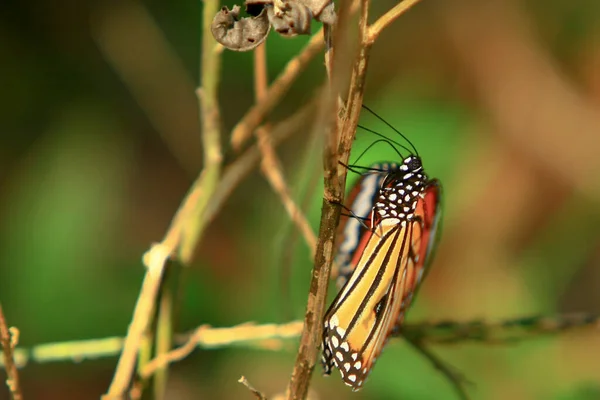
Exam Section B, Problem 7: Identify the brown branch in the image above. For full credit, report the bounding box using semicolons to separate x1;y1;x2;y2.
404;335;470;400
0;304;22;400
256;134;318;253
139;321;304;378
254;43;269;100
253;43;318;256
367;0;424;44
238;376;268;400
285;1;368;398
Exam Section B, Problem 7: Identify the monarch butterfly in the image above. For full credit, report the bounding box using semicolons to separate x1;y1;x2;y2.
322;135;442;390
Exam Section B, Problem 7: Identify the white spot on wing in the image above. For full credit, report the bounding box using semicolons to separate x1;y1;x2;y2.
331;335;339;348
330;315;339;327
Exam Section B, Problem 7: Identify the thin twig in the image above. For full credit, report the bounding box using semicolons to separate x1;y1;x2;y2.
401;313;600;344
404;335;471;400
231;29;326;150
139;321;304;378
179;0;224;262
3;314;597;369
134;311;155;389
254;43;269;100
367;0;424;44
153;281;174;400
256;128;318;253
0;305;22;400
253;43;318;255
238;376;268;400
204;100;317;226
103;245;170;399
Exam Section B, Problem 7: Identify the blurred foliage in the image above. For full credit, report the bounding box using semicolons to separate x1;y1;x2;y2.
1;0;600;399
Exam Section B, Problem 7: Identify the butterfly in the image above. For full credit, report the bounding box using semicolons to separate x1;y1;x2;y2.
322;154;442;390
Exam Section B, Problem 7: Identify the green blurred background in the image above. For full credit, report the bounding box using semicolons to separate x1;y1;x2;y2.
1;0;600;399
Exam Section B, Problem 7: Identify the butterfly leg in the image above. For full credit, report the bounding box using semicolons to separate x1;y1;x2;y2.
339;161;388;175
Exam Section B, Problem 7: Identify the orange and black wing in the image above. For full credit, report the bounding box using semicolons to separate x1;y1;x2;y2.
322;157;442;390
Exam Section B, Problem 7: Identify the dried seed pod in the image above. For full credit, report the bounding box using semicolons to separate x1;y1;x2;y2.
300;0;336;24
314;1;336;25
211;5;271;51
266;1;312;36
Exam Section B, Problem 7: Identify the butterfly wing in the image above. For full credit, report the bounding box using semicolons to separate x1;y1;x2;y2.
336;163;397;288
398;179;443;321
323;220;411;389
323;171;442;390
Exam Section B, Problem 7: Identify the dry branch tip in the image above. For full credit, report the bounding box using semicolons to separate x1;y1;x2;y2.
239;376;268;399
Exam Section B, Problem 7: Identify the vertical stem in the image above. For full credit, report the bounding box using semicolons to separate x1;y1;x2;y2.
153;288;173;399
151;0;223;397
0;305;22;400
179;0;223;262
254;43;269;99
286;1;373;398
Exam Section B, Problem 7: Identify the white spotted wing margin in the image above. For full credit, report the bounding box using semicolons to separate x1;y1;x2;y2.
321;220;413;391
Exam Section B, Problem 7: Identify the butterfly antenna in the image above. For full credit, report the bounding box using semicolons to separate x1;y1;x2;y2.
357;125;412;156
362;104;419;157
340;157;396;175
353;137;405;165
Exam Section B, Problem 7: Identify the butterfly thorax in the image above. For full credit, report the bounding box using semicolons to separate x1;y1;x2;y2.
373;156;427;223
